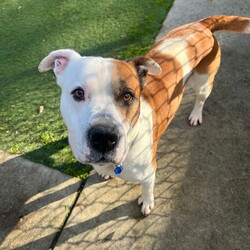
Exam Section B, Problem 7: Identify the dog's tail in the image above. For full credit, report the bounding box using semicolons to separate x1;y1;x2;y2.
200;15;250;34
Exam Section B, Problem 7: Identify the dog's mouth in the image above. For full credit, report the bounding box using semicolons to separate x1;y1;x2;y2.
84;152;118;165
95;156;109;164
86;142;128;166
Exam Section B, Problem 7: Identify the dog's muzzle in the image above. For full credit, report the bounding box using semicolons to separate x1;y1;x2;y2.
84;115;124;164
88;125;120;153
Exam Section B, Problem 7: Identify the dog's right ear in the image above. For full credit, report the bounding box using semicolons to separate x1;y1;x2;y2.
38;49;81;76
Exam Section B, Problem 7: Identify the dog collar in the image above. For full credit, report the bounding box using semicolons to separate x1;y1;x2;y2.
114;164;123;176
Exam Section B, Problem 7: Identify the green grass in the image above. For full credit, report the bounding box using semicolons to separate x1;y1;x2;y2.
0;0;173;178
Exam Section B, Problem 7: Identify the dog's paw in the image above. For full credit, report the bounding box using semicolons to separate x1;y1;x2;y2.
101;174;113;180
95;167;114;180
138;196;154;216
188;111;202;126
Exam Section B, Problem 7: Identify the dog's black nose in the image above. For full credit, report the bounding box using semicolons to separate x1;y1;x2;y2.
88;126;119;153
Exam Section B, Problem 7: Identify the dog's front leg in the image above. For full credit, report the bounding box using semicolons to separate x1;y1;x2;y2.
138;171;155;215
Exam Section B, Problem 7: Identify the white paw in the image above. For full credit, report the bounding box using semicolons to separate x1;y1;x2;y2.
101;174;113;180
188;111;202;126
94;166;114;180
138;196;154;216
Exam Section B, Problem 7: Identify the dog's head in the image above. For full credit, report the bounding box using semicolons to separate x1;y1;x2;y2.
39;49;161;165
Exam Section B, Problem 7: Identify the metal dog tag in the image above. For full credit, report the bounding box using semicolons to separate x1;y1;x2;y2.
114;164;123;176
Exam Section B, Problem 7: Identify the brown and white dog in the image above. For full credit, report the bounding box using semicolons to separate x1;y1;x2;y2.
39;16;250;215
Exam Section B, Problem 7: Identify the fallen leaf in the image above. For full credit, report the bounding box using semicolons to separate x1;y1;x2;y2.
39;105;44;114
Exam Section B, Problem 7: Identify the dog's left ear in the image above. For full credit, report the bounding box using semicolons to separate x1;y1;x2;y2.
128;56;162;84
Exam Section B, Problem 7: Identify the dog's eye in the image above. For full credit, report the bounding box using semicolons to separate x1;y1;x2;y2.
71;88;85;101
122;92;134;104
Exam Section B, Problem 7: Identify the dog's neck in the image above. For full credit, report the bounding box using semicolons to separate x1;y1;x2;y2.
121;96;154;167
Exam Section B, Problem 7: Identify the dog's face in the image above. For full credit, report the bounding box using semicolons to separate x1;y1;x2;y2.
59;56;141;165
39;49;161;165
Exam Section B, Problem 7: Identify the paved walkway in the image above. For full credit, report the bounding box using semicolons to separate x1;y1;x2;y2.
1;0;249;249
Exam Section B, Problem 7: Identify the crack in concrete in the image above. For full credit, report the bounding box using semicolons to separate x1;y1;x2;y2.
49;180;86;249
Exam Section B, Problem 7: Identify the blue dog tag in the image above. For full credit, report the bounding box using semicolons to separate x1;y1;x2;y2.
114;164;123;176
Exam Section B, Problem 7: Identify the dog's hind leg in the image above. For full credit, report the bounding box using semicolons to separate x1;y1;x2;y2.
188;71;215;126
187;36;221;126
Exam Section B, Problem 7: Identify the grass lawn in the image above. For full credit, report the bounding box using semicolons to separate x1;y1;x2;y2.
0;0;173;179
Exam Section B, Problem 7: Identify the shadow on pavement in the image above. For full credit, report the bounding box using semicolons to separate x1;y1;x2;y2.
0;151;82;249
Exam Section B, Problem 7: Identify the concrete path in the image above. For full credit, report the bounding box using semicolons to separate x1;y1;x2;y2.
1;0;249;249
0;151;82;249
